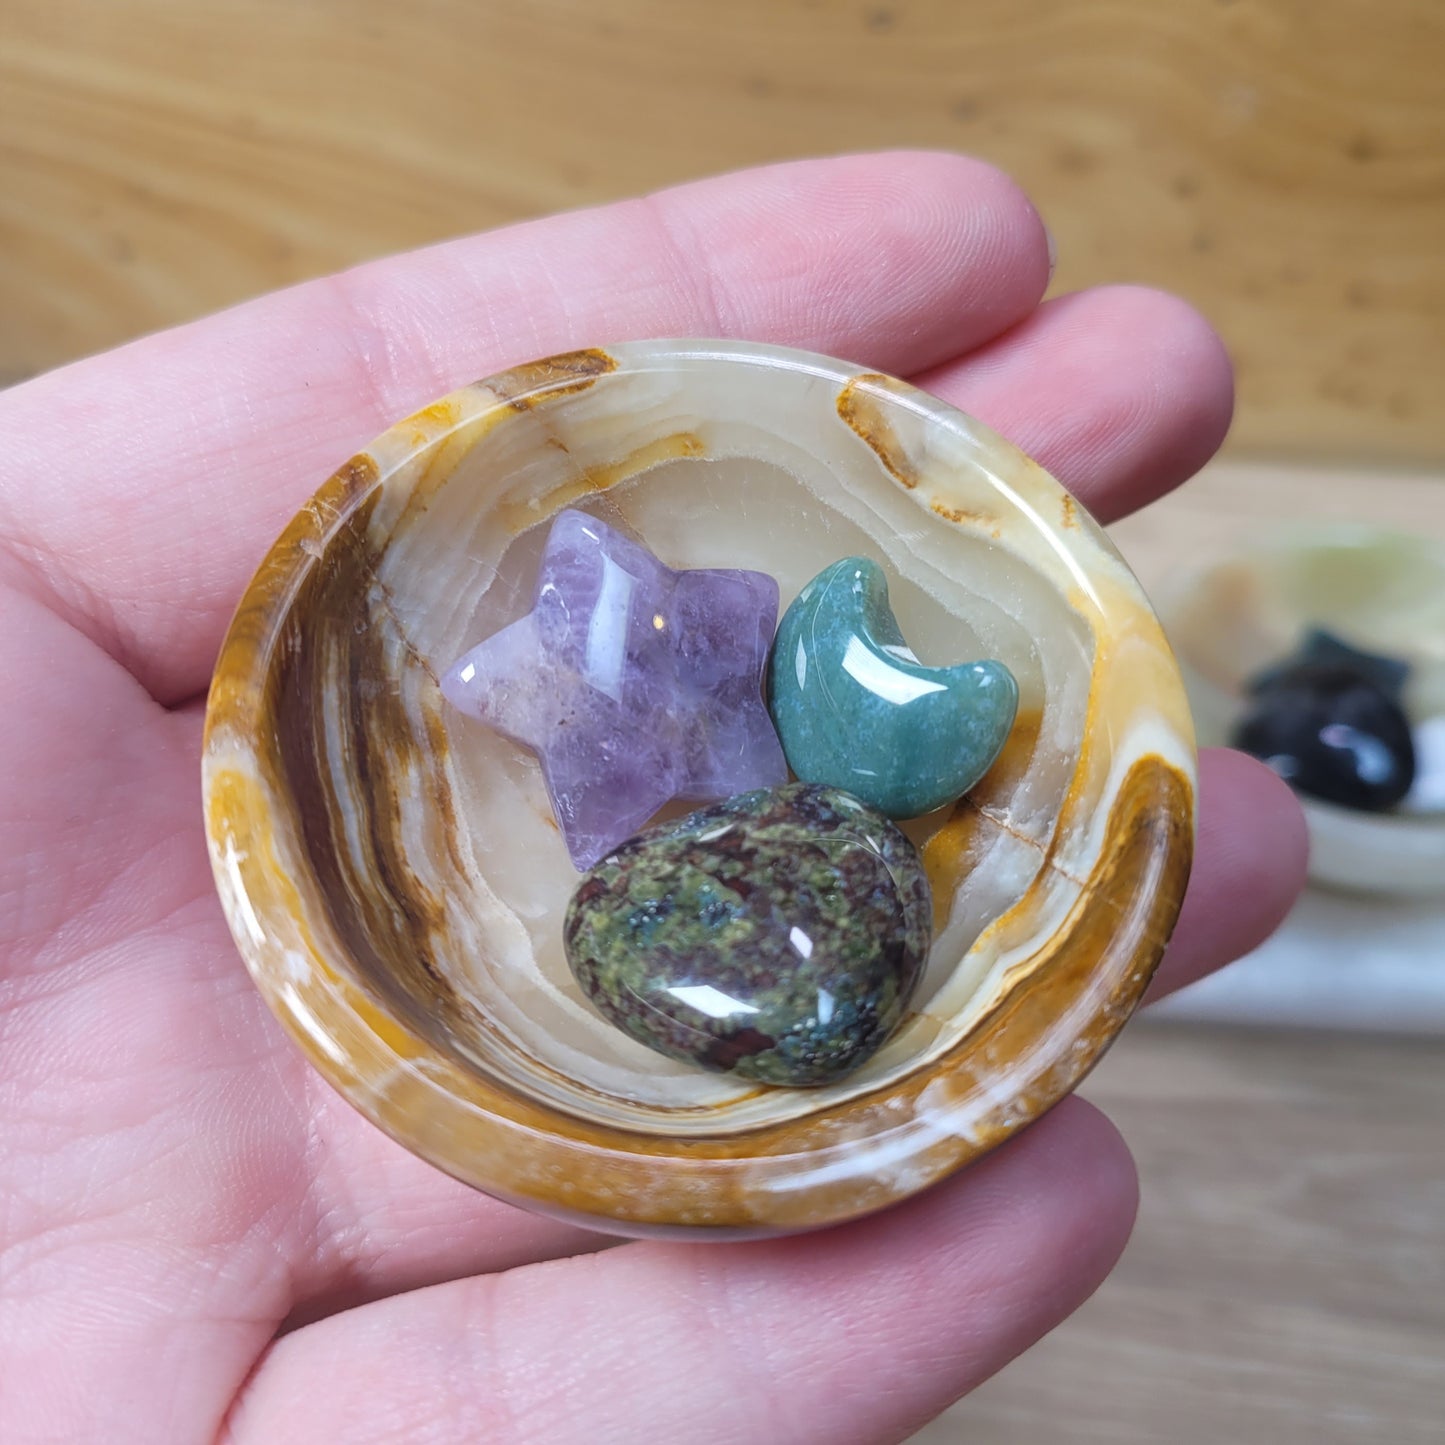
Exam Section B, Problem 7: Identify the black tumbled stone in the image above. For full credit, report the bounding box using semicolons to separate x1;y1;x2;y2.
563;784;932;1087
1232;651;1416;813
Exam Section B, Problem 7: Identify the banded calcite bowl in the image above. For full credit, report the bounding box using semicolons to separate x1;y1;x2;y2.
203;340;1196;1237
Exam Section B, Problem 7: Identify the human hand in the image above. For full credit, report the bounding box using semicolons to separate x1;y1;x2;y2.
0;152;1306;1444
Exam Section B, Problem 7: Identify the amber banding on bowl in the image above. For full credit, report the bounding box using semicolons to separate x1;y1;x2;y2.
202;340;1196;1237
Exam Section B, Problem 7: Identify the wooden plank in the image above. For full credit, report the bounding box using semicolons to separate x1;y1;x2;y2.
2;0;1441;463
913;1021;1445;1444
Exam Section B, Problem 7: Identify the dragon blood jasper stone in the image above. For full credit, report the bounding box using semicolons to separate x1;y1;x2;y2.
441;509;786;870
563;783;933;1087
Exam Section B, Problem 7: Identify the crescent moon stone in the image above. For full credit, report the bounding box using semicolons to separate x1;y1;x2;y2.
768;557;1019;818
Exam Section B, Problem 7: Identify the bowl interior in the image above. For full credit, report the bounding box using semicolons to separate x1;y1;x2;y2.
204;341;1194;1227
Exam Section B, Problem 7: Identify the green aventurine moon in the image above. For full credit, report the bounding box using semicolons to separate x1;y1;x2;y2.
768;557;1019;819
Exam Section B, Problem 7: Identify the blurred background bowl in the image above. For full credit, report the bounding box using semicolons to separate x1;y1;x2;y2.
1161;524;1445;898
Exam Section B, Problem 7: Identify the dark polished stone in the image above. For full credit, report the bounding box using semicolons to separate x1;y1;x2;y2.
563;783;932;1087
1232;630;1415;812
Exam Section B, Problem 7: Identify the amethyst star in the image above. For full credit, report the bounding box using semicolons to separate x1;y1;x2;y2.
441;510;788;869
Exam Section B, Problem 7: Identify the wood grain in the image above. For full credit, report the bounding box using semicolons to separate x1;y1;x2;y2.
2;0;1442;463
914;1021;1445;1444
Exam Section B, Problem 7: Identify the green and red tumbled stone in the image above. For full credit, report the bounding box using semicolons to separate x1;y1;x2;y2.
563;783;932;1087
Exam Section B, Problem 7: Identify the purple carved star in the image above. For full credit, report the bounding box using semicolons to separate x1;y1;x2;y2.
441;509;787;869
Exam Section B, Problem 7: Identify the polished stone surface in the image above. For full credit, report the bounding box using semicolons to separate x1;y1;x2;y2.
1233;629;1416;812
768;557;1018;818
564;783;932;1086
441;509;786;868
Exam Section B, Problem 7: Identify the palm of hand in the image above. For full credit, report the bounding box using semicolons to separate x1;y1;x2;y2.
0;154;1305;1445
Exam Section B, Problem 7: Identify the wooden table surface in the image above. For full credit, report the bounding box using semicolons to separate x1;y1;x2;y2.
914;1019;1445;1444
4;0;1443;465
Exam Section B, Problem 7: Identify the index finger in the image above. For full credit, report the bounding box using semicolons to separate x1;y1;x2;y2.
0;151;1051;705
